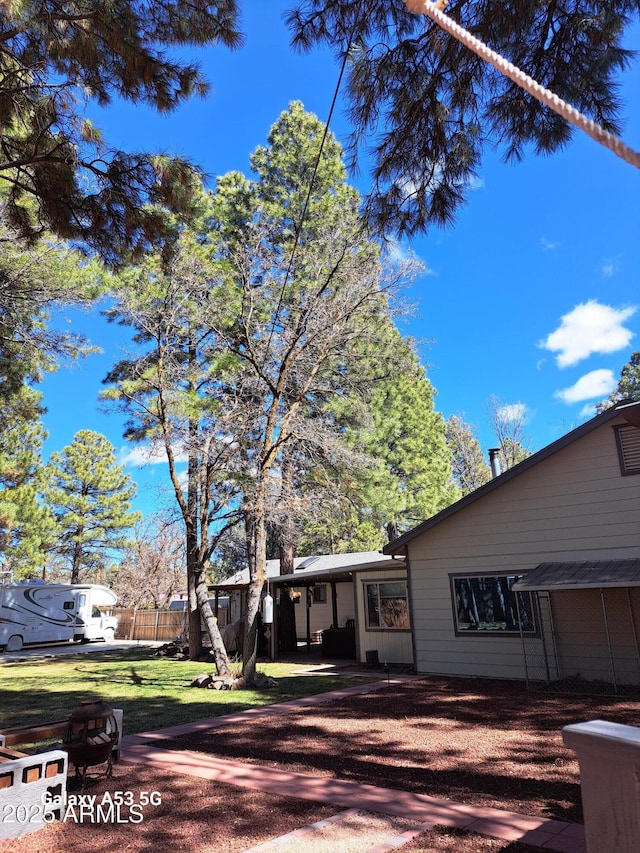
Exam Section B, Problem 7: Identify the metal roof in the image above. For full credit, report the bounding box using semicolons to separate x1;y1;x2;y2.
213;551;406;589
513;559;640;592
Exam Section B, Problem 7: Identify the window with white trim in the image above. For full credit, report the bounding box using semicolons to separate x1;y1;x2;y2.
365;580;410;630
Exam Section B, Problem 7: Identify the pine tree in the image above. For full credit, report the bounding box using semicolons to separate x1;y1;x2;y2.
103;213;240;671
0;1;242;263
0;395;55;577
105;103;420;684
0;214;102;404
357;347;458;542
43;431;140;583
286;0;635;236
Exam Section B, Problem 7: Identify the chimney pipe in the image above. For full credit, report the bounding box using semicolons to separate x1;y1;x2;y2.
489;448;502;478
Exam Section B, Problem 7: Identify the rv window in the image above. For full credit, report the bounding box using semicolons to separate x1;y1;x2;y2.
63;601;75;610
78;594;86;607
91;606;101;618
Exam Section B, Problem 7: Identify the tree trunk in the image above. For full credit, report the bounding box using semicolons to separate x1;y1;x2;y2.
277;448;298;653
71;539;82;584
278;535;297;655
195;569;231;676
386;520;400;544
186;396;203;660
186;530;202;660
241;496;266;686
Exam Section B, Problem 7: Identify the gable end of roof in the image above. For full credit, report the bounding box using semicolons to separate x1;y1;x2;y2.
383;400;640;554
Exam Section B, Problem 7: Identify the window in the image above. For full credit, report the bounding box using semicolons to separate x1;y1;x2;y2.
451;574;536;635
312;585;326;604
615;424;640;475
365;581;410;630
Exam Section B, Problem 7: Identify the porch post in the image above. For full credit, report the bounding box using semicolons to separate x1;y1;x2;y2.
331;580;338;628
306;587;312;652
600;588;617;692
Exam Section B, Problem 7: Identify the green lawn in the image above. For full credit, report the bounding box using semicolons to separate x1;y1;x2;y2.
0;649;373;742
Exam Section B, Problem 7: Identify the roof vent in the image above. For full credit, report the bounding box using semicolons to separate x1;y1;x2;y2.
615;424;640;475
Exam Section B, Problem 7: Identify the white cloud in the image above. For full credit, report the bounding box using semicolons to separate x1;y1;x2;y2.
384;239;429;270
554;369;616;404
119;443;188;467
600;261;615;279
579;403;597;419
540;237;559;251
467;175;485;190
540;300;636;367
497;402;528;422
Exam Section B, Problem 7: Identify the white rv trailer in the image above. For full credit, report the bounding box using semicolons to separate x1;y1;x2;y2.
0;580;118;652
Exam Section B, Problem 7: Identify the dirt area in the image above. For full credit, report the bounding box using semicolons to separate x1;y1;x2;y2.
3;674;638;852
158;673;640;825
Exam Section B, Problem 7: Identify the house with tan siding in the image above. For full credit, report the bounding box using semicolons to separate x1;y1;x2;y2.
216;551;412;665
383;400;640;688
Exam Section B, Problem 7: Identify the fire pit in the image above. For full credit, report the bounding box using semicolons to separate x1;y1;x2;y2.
63;699;118;785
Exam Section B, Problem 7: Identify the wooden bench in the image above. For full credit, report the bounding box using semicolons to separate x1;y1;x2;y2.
0;709;123;763
0;709;123;840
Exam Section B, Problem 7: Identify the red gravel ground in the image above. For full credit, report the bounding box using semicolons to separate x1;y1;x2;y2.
158;674;640;825
3;674;638;852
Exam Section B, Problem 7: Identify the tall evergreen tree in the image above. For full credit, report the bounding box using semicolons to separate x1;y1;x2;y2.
356;343;458;543
43;431;140;583
103;214;240;671
0;214;102;404
296;333;457;552
0;392;55;577
105;103;419;684
0;217;102;576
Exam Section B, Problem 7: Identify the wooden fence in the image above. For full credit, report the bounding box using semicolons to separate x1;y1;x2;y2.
113;609;186;642
113;606;229;642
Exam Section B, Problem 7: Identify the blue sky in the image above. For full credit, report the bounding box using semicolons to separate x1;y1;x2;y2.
40;3;640;517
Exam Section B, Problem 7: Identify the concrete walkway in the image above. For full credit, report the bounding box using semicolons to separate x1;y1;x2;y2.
121;678;587;853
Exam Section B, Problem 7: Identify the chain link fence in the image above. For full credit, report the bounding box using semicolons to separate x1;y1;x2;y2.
522;588;640;696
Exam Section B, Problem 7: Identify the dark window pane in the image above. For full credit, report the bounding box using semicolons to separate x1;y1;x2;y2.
453;575;536;634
